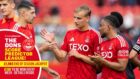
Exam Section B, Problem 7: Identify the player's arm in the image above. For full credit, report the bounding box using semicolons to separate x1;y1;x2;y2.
129;49;138;59
42;67;60;78
40;29;67;62
129;43;140;59
129;40;140;67
51;44;67;62
77;54;97;65
77;53;100;68
39;43;67;62
104;41;129;71
39;40;67;62
102;48;129;71
101;57;128;71
129;49;140;67
39;41;67;62
131;54;140;67
89;53;128;71
69;50;97;65
38;43;49;53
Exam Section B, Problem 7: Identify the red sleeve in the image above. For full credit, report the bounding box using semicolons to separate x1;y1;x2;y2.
60;32;69;52
92;33;102;53
117;39;129;59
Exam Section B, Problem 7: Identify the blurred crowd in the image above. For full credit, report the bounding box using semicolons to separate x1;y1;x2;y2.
30;0;140;43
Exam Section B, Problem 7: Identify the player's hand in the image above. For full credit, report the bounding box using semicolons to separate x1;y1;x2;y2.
89;52;103;62
39;41;57;52
40;29;55;43
69;50;81;58
47;68;60;79
39;42;50;53
47;42;58;51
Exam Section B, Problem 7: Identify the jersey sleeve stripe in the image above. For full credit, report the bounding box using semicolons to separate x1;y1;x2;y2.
116;36;123;47
90;28;102;43
117;35;126;47
13;23;20;31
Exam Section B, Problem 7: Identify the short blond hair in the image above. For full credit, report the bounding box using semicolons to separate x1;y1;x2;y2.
74;5;91;17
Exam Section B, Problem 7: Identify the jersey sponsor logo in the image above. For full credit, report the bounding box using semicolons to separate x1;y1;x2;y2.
109;44;113;50
101;47;104;51
97;46;100;51
70;37;74;42
101;51;113;58
69;43;89;51
85;37;89;43
118;50;129;57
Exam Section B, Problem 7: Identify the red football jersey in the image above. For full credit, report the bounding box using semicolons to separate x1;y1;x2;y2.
13;23;35;41
61;29;102;79
99;35;129;79
0;18;16;29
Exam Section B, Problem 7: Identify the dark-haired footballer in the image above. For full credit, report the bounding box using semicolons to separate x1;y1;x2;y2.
111;12;136;79
13;1;60;79
13;0;36;40
89;15;129;79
